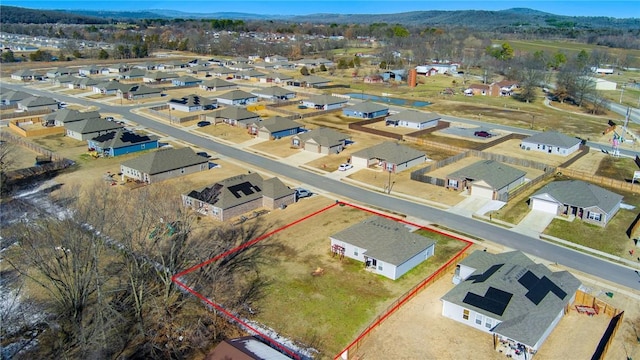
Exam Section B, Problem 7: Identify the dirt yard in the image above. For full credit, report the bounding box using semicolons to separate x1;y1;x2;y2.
351;249;640;360
484;139;578;167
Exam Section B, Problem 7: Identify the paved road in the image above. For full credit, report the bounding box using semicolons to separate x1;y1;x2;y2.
3;82;640;290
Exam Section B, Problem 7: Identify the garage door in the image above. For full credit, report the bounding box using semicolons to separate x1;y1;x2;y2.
531;198;558;214
471;185;494;199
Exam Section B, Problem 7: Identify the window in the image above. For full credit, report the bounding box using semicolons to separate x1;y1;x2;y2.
587;212;602;221
485;318;493;329
475;313;483;325
448;179;459;188
463;309;469;320
378;265;383;271
354;248;358;256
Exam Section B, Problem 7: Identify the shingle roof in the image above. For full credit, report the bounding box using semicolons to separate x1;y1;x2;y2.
168;94;216;107
531;180;623;215
299;75;329;84
386;110;440;123
121;147;208;175
217;89;257;101
90;129;160;149
441;250;581;347
331;216;435;266
448;160;526;190
344;101;389;113
126;84;162;95
44;108;101;123
258;116;302;133
65;118;124;134
186;173;294;209
207;107;260;121
296;127;350;147
201;78;235;88
1;90;32;102
252;86;294;97
144;71;178;80
174;75;201;83
304;94;348;106
19;96;58;107
351;141;425;165
523;131;581;148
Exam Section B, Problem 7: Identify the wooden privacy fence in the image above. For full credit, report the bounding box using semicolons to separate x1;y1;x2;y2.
348;117;402;140
573;290;622;317
557;167;640;194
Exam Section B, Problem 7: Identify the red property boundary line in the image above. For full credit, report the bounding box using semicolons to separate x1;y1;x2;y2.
171;201;472;360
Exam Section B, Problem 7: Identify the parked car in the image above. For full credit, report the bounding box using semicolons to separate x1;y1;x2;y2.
105;116;115;121
196;151;211;158
338;163;353;171
474;130;492;138
295;188;312;199
197;121;211;127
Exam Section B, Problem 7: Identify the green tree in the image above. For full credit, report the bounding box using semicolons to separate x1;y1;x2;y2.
391;25;410;37
1;50;16;63
319;64;327;72
98;49;109;60
29;49;53;62
300;66;309;76
550;52;567;69
487;42;514;61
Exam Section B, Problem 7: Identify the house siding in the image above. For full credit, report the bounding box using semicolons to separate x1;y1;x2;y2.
520;140;580;156
121;162;207;184
343;108;389;119
394;244;435;280
441;301;501;334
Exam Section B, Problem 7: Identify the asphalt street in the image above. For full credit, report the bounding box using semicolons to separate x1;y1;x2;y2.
3;82;640;290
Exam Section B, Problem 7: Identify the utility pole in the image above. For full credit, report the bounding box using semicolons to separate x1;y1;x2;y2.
531;114;535;129
620;83;625;104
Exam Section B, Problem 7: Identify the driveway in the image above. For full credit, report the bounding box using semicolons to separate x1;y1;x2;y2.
447;195;505;217
511;210;557;237
282;151;325;166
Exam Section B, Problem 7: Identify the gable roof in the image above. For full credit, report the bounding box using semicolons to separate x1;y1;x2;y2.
252;86;294;97
144;71;178;80
296;127;350;147
298;75;329;85
304;94;348;106
523;131;581;148
344;101;389;113
448;160;526;190
95;81;129;92
217;89;257;101
19;96;58;107
441;250;581;347
119;68;147;77
125;84;162;95
90;129;160;149
1;90;33;102
186;173;293;210
65;118;124;134
205;336;292;360
173;75;201;83
208;107;261;121
266;72;293;80
386;110;440;123
531;180;623;215
331;216;435;266
257;116;302;133
121;147;208;175
168;94;216;107
201;78;235;88
351;141;425;165
44;108;101;123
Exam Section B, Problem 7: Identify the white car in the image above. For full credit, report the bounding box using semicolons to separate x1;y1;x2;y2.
338;163;353;171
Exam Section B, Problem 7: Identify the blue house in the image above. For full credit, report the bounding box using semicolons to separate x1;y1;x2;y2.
87;129;160;157
172;76;203;87
343;101;389;119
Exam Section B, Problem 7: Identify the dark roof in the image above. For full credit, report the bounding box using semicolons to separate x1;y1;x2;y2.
531;180;623;215
186;173;294;209
441;250;581;347
90;129;160;149
331;216;435;266
523;131;581;148
204;336;292;360
64;118;124;134
121;147;207;175
351;141;425;165
447;160;526;190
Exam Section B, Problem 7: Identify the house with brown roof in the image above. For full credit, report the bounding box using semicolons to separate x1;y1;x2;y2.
120;147;209;184
181;173;295;221
204;336;293;360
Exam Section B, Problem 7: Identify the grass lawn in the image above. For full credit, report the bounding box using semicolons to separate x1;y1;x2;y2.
249;204;469;358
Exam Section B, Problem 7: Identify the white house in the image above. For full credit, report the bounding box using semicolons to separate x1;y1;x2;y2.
301;94;348;110
442;250;581;358
520;131;582;156
385;110;441;129
330;216;435;280
446;160;526;200
350;141;427;173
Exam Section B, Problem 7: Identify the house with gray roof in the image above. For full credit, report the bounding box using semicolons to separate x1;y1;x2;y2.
289;75;330;88
446;160;526;200
143;71;178;83
350;141;426;173
181;172;295;222
252;86;296;101
17;96;59;112
211;67;237;77
87;129;160;157
205;107;261;128
75;77;101;90
119;84;163;100
330;216;435;280
386;110;441;130
235;69;266;81
291;127;351;154
441;250;581;357
54;75;79;88
1;90;32;105
78;65;102;76
93;81;128;95
343;101;389;119
520;131;581;156
44;108;101;126
120;147;209;184
65;118;124;141
117;68;147;80
46;67;73;78
248;116;305;140
199;78;237;92
205;336;292;360
11;69;44;81
171;75;202;87
529;180;623;227
301;94;348;110
261;72;294;84
168;94;217;112
216;89;258;106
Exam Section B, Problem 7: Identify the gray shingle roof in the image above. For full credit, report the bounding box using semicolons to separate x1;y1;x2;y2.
19;96;58;107
174;75;201;83
299;75;329;84
344;101;389;113
186;173;294;209
296;127;350;147
168;94;216;107
217;89;257;101
1;90;33;102
523;131;581;148
531;180;623;215
448;160;526;190
258;116;302;133
44;108;101;123
351;141;425;165
331;216;435;266
207;107;260;121
441;250;581;347
304;94;348;106
201;78;235;88
126;84;162;95
90;129;159;149
121;147;207;175
252;86;294;97
65;118;124;134
386;110;440;123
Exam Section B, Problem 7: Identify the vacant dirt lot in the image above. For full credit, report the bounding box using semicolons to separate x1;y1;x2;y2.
351;252;640;360
485;139;579;167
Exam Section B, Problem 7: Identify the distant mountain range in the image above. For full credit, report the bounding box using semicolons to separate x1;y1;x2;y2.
1;6;639;30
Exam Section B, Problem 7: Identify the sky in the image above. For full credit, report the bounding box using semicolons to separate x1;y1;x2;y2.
2;0;639;18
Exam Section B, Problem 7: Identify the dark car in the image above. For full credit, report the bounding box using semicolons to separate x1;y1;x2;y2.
197;121;211;127
474;130;492;138
196;151;211;158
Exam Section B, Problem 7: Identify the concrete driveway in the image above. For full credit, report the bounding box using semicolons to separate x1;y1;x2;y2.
447;196;505;217
511;210;557;237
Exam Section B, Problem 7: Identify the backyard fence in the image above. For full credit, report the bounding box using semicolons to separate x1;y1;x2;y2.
556;167;640;194
401;120;451;139
348;117;402;140
336;245;471;359
1;108;53;120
